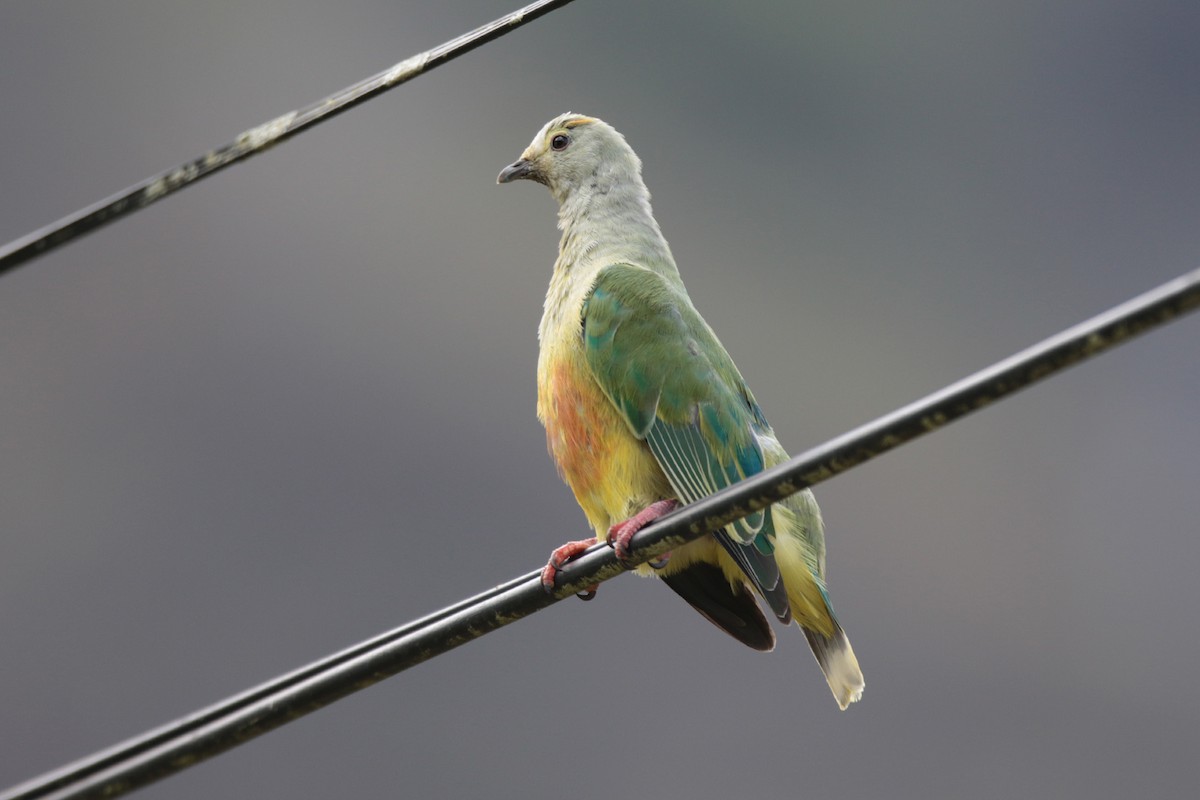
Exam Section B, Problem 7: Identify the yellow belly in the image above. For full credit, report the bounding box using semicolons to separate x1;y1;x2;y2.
537;349;669;537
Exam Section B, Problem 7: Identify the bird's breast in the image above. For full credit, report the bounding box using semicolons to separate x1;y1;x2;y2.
537;341;666;534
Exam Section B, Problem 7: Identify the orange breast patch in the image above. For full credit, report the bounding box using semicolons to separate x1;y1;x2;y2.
542;359;617;497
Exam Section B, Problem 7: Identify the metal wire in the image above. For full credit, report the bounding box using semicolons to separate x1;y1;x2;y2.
4;265;1197;800
0;0;579;278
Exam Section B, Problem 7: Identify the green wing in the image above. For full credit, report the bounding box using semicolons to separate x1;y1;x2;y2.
582;263;791;622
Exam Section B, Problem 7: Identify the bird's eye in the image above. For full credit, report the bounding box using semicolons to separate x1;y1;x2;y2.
551;133;570;151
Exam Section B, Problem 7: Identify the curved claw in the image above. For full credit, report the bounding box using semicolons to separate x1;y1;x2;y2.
609;530;637;568
607;499;681;568
541;537;598;596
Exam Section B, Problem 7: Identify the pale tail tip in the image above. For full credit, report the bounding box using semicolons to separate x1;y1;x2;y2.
828;648;864;710
834;681;865;711
804;626;865;710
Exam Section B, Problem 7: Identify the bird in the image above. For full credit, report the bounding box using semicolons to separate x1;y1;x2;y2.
497;113;864;709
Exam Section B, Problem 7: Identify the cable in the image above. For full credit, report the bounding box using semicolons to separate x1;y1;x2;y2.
3;265;1197;800
0;0;579;279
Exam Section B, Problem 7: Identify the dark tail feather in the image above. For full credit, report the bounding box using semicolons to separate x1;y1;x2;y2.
662;562;776;652
714;530;792;624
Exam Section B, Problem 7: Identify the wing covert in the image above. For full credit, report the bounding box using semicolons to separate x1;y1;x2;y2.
581;264;790;620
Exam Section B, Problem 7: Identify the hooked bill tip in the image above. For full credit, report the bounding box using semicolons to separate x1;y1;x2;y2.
497;159;533;184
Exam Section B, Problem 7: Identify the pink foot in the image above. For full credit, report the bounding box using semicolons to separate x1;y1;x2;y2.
541;537;599;598
607;499;681;566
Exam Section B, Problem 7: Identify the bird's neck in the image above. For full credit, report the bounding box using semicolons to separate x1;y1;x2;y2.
539;172;682;345
554;172;675;273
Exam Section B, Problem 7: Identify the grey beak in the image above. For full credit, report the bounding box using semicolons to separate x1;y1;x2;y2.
497;158;535;184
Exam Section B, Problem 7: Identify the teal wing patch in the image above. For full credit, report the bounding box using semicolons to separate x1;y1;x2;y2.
582;264;791;622
644;421;765;544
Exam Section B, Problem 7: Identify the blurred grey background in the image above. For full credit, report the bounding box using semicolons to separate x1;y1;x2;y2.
2;1;1198;798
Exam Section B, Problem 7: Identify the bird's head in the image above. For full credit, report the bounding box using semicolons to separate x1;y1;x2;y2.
497;113;641;204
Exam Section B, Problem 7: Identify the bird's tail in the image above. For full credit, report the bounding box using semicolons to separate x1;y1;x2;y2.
802;622;864;710
769;496;865;710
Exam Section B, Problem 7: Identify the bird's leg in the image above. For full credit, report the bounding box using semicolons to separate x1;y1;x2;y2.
608;499;681;567
541;537;599;599
541;499;680;598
